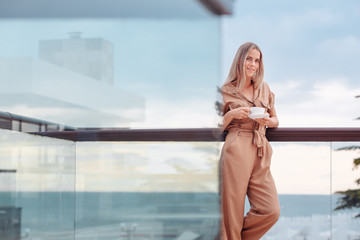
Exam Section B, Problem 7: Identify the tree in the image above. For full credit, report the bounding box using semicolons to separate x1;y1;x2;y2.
334;145;360;218
334;95;360;218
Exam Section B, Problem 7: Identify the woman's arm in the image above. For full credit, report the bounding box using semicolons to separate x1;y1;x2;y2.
221;107;251;132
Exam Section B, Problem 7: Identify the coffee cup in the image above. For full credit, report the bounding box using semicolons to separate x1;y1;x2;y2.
250;107;265;115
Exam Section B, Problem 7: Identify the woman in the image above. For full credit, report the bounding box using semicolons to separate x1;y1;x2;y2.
219;42;280;240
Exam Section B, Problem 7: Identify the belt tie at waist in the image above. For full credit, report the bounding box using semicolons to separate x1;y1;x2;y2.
253;129;265;157
229;127;266;157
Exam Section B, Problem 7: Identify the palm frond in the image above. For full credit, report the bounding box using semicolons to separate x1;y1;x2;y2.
336;146;360;151
334;189;360;211
354;158;360;169
355;178;360;185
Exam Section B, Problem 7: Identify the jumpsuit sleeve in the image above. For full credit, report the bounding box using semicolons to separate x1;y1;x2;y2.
269;91;275;110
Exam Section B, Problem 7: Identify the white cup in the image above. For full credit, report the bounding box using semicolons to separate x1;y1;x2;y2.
250;107;265;115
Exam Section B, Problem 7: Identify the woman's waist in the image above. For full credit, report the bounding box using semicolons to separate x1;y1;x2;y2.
227;122;266;135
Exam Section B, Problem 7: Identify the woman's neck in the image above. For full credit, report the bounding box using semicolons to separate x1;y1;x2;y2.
244;78;253;88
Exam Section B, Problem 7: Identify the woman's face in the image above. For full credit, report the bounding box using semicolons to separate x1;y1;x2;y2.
244;48;261;80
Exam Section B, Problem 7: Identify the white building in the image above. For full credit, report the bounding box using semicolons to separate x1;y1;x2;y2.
39;32;114;85
0;31;147;128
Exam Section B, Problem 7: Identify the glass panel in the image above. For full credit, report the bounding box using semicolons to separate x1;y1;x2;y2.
0;129;75;240
263;142;332;239
21;122;40;132
12;120;20;131
75;140;338;240
75;141;221;239
0;19;220;129
331;141;360;239
0;118;12;130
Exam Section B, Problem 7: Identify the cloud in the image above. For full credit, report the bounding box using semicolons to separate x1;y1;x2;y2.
271;80;303;98
130;78;360;129
275;78;360;127
130;97;219;128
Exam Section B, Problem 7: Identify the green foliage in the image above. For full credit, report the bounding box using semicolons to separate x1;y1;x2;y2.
334;95;360;218
335;189;360;209
356;178;360;185
336;146;360;151
215;86;224;128
215;100;223;117
215;86;223;117
335;184;360;218
355;157;360;169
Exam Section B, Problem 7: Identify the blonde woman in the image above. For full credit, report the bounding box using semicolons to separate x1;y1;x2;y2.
219;42;280;239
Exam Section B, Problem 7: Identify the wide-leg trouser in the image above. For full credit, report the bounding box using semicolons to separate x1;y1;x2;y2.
220;129;280;240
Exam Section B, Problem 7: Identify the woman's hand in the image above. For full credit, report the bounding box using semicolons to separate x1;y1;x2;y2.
254;117;271;127
231;107;251;120
255;115;279;128
221;106;250;132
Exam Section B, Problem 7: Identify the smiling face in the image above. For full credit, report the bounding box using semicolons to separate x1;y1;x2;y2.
226;42;264;90
244;48;261;81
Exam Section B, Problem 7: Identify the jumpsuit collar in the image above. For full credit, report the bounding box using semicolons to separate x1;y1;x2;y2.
223;81;266;157
224;81;262;106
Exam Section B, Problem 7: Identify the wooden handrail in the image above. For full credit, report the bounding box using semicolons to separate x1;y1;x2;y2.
32;127;360;142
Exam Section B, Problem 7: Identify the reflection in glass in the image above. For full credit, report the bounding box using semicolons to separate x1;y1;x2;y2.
0;19;220;129
74;141;360;240
0;129;75;240
75;141;221;239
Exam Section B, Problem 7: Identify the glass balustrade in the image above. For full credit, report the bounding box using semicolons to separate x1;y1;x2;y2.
331;141;360;240
0;129;76;240
75;141;221;240
0;129;359;239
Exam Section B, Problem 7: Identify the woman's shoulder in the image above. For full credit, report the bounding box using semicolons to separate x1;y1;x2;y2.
260;81;269;88
257;81;275;102
259;81;273;93
221;80;237;93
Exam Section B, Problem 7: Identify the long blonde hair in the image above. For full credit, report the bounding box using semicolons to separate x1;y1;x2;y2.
224;42;264;91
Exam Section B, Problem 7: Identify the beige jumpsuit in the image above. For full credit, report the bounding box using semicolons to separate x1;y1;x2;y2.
219;81;280;240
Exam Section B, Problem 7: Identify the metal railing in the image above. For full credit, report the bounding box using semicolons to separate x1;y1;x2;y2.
1;111;359;142
32;127;360;142
0;111;75;132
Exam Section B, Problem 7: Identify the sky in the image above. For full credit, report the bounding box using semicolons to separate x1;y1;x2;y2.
0;1;359;194
0;1;359;128
222;0;360;128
